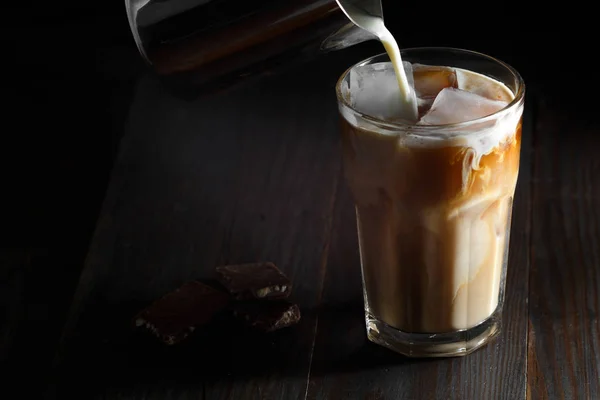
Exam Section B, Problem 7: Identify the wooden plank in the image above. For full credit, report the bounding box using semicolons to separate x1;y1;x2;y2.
527;98;600;399
306;96;535;400
47;48;374;399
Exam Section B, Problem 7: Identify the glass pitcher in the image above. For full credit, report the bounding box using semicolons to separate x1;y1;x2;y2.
125;0;375;96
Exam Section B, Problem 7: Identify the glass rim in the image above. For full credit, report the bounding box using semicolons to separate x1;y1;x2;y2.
335;47;526;131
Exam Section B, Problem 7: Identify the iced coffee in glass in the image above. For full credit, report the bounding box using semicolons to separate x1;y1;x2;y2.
336;48;525;357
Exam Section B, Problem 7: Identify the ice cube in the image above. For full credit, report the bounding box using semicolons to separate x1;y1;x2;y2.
411;63;458;116
418;88;508;125
403;60;415;90
456;69;513;102
413;63;458;98
349;62;417;122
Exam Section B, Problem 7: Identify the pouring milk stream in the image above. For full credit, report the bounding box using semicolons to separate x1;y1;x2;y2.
336;0;418;121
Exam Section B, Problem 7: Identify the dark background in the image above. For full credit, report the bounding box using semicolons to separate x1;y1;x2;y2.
1;0;593;396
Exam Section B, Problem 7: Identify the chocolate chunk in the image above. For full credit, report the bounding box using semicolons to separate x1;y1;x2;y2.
232;301;301;332
134;281;229;345
216;262;291;300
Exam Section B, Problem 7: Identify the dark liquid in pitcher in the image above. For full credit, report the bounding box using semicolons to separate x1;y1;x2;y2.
130;0;366;96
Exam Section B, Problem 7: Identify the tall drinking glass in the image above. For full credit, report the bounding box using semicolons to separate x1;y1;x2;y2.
336;48;525;357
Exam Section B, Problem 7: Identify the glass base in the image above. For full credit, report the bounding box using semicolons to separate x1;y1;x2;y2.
365;309;501;358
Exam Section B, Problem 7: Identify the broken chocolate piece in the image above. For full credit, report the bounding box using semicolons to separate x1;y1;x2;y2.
232;301;301;332
216;262;291;300
134;281;229;345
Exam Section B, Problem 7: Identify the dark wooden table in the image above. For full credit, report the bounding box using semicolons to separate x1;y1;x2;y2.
44;47;600;399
